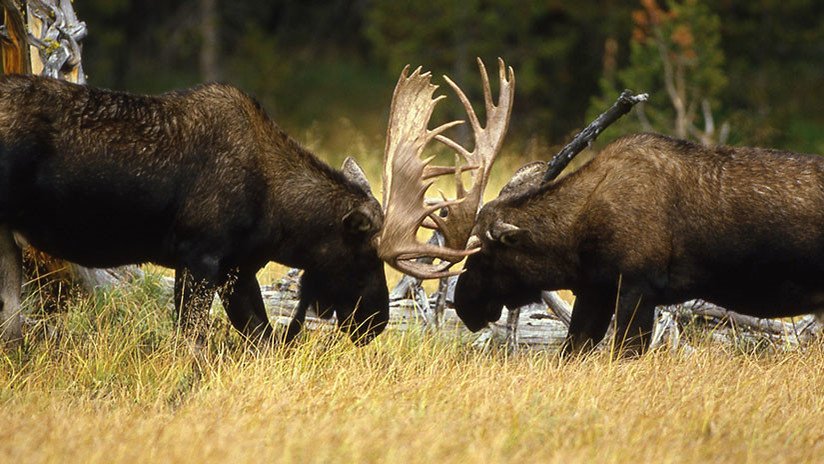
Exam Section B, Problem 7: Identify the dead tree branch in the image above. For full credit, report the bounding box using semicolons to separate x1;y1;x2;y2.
542;90;648;183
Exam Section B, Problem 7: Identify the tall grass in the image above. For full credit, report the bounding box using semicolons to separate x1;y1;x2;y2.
2;272;823;463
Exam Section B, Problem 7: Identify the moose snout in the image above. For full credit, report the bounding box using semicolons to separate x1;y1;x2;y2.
454;272;503;332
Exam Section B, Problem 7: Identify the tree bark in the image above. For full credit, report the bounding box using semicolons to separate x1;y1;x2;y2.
0;0;30;74
199;0;219;82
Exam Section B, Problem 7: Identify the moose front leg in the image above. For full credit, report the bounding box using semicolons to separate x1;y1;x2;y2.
612;288;656;357
561;289;614;358
174;268;220;346
219;271;274;342
0;225;22;345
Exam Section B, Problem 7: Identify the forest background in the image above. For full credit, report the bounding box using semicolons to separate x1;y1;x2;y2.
78;0;824;162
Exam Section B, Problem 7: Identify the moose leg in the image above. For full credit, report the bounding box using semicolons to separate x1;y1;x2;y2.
0;225;22;344
174;267;220;346
562;289;614;357
613;288;655;357
219;272;273;342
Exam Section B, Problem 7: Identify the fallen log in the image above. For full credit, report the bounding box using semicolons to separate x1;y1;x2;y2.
669;300;822;344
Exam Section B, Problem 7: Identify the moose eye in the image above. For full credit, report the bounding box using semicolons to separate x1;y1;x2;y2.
487;221;528;249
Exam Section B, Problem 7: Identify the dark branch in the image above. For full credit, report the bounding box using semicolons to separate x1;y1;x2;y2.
542;89;648;183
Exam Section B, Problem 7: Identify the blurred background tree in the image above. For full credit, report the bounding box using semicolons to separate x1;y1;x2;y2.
76;0;823;158
591;0;728;145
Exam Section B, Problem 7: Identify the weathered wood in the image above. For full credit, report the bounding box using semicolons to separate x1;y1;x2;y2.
26;0;87;82
1;0;30;74
388;231;446;327
542;89;648;183
669;300;822;344
541;290;571;327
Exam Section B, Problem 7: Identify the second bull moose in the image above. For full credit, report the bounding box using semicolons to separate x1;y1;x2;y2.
453;133;824;356
378;65;824;356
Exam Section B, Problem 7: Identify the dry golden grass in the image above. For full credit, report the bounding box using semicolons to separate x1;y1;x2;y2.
2;272;823;464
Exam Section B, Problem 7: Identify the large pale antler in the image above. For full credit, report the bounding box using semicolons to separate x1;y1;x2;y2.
376;65;474;279
376;59;515;279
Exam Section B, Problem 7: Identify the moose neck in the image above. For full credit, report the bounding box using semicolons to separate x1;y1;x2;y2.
257;130;370;270
502;167;608;286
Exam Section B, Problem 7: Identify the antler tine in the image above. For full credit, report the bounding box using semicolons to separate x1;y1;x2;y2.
479;57;494;111
434;134;472;163
395;259;465;281
442;74;483;134
422;164;478;180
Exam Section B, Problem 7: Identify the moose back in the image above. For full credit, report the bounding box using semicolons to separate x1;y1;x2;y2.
0;74;388;344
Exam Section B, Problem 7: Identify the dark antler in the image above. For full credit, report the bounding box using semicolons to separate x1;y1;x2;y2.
542;90;648;183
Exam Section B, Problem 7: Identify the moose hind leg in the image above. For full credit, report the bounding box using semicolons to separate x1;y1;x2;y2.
613;289;656;357
0;225;22;344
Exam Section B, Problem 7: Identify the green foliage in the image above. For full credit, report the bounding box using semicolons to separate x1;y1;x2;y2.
589;0;727;144
71;0;824;154
365;0;634;140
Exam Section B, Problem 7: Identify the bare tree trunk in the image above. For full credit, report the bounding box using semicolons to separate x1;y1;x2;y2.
0;0;30;74
199;0;219;82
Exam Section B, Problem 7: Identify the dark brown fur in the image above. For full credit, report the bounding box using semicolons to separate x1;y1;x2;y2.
0;74;388;344
455;132;824;355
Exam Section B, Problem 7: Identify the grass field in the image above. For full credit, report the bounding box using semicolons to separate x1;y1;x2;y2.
2;272;823;463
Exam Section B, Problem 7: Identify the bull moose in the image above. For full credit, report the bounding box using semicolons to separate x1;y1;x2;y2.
0;74;389;345
453;132;824;356
0;59;509;347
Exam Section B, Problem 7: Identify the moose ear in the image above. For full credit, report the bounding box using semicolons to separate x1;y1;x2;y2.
342;156;374;197
343;206;377;235
489;221;529;248
499;228;529;247
499;161;545;198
